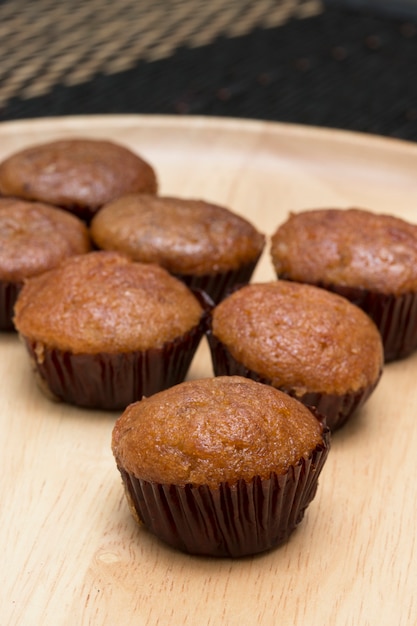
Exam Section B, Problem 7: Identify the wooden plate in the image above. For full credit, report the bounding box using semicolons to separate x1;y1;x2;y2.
2;115;417;626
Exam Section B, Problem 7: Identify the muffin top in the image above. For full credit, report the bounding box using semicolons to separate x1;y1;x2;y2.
270;208;417;295
13;251;203;354
0;197;91;282
90;194;265;275
112;376;325;487
0;138;158;219
211;280;383;395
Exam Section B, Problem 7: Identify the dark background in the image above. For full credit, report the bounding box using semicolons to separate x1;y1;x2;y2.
1;0;416;141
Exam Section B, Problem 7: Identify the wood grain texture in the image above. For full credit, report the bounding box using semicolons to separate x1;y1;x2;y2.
1;115;417;626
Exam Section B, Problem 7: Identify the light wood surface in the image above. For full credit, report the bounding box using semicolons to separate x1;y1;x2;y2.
1;115;417;626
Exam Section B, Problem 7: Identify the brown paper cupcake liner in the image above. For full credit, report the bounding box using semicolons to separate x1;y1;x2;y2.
207;330;381;431
117;425;330;558
277;274;417;362
21;320;206;410
174;255;263;304
0;280;22;331
318;282;417;363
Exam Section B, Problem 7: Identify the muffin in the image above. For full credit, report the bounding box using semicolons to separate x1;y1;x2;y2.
90;194;265;303
112;375;330;558
270;207;417;361
0;197;91;331
0;138;158;222
207;280;384;431
13;251;206;410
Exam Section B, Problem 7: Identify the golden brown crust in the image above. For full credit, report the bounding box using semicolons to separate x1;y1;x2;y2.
90;194;265;275
13;251;203;354
111;376;324;487
211;281;383;395
0;197;91;282
270;208;417;295
0;138;158;215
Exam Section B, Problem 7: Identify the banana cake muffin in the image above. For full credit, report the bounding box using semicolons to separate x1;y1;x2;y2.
112;375;330;557
0;197;91;330
13;251;205;410
90;193;265;303
0;138;158;222
270;207;417;361
208;280;384;431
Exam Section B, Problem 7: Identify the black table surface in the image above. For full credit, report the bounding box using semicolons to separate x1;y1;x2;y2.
1;0;416;142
